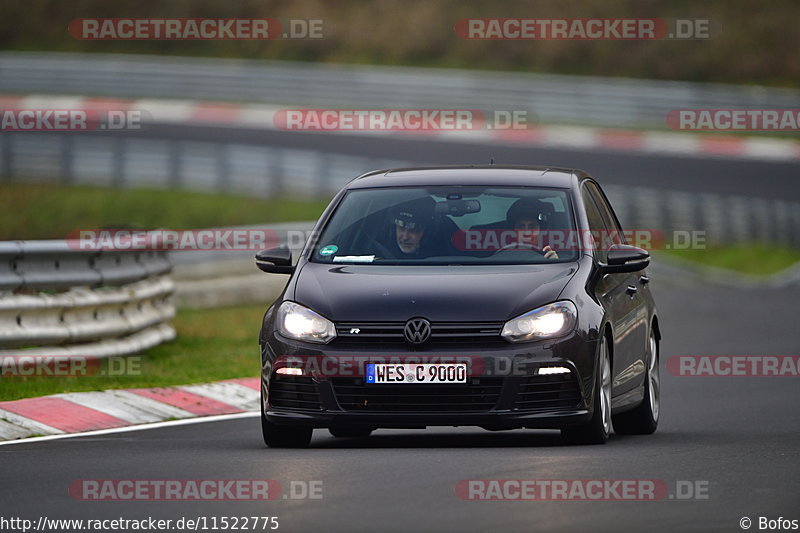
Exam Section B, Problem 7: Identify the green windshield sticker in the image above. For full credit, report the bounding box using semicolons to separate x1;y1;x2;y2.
320;245;339;256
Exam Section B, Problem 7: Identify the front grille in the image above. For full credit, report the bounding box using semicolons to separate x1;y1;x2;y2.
331;377;504;412
269;376;322;411
514;373;582;411
334;321;506;347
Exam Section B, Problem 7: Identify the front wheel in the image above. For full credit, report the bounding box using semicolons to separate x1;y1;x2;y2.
561;336;611;445
612;330;659;435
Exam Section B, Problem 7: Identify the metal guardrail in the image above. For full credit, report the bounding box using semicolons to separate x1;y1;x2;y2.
0;241;174;357
2;132;799;247
0;240;172;291
1;52;799;129
0;131;406;198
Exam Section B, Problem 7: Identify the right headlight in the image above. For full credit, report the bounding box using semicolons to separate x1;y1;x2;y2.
276;301;337;344
501;301;577;342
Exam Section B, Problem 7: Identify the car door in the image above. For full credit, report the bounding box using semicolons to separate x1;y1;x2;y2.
588;182;651;395
581;182;647;398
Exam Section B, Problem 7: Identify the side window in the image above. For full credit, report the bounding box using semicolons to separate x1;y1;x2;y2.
581;186;609;263
585;182;625;245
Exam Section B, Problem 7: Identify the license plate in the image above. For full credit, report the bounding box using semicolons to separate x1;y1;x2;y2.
365;363;467;384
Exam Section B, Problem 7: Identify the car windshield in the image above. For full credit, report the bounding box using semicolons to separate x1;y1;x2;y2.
310;186;578;265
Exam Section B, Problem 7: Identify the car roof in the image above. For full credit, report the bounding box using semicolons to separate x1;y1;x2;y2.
345;165;587;190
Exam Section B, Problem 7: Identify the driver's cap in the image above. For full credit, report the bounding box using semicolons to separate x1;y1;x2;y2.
507;198;550;226
393;197;435;230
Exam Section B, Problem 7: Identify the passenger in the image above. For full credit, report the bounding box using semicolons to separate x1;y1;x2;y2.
506;198;559;259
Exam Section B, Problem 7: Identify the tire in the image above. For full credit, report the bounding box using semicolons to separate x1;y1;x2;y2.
561;335;611;445
612;330;659;435
261;391;312;448
329;427;373;438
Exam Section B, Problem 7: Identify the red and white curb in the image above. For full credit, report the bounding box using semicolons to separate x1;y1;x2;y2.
0;377;260;442
2;93;799;162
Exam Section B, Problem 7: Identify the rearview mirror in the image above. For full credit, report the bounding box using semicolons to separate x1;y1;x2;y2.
434;199;481;217
600;244;650;274
255;247;294;274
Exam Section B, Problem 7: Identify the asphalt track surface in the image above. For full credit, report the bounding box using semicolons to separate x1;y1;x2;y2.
112;124;800;200
2;278;798;533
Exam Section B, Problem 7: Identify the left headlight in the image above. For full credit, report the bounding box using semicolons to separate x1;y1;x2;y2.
501;301;577;343
277;301;337;344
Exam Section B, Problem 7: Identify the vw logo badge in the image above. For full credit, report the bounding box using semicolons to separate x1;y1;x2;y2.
404;318;431;345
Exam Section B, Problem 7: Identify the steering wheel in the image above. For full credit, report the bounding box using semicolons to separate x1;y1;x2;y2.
496;241;544;253
372;240;394;259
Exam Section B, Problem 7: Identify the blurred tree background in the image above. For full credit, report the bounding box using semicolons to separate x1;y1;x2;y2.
0;0;796;86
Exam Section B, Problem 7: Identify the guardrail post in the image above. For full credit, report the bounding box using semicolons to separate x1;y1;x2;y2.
112;136;126;187
61;134;75;184
1;133;13;180
692;193;707;245
216;143;230;192
169;140;182;188
713;195;731;244
752;198;771;244
316;152;331;197
775;199;793;247
268;147;283;197
664;192;682;243
792;204;800;248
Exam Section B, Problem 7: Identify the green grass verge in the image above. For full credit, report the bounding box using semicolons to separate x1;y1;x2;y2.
0;183;328;240
656;244;800;276
0;304;265;402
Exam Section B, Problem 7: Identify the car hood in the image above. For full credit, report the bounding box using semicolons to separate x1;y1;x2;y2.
292;262;579;322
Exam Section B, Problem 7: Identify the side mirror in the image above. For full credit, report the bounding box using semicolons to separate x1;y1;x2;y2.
255;247;294;274
600;244;650;274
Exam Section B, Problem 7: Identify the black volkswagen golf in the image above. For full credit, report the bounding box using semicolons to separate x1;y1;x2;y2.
256;166;660;447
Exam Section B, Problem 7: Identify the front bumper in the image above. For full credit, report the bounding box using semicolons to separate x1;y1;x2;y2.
261;330;599;430
266;407;591;430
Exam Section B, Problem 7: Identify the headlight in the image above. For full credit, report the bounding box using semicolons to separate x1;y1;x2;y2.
501;301;577;342
277;301;337;344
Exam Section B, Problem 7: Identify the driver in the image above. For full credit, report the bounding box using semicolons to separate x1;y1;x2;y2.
506;198;559;259
387;197;436;257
